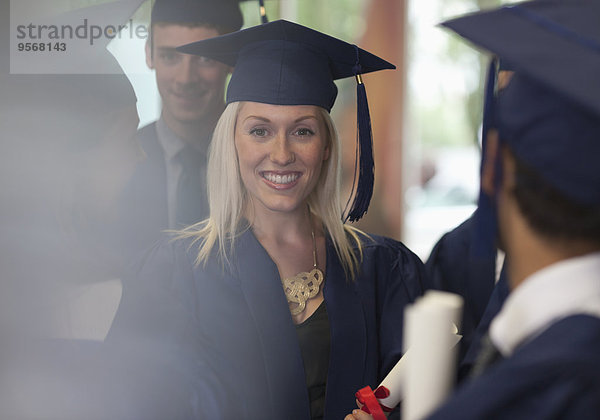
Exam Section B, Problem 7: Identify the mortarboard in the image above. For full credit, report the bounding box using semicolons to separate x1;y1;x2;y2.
177;19;395;221
442;0;600;118
441;0;600;254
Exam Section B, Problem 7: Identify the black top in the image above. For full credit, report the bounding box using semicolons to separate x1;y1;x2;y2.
295;301;331;420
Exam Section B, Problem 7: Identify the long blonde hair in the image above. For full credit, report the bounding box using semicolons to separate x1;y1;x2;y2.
177;101;365;278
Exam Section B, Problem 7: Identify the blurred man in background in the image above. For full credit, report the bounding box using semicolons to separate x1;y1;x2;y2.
116;0;247;267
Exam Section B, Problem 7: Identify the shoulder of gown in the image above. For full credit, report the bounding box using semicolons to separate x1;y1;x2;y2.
354;232;427;298
105;233;243;418
427;314;600;420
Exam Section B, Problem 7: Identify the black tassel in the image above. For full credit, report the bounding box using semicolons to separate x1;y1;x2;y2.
345;78;375;222
258;0;268;24
471;58;499;259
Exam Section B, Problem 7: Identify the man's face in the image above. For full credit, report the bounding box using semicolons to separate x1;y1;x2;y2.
146;24;230;127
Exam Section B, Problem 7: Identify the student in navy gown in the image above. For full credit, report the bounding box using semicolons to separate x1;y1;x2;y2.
425;64;516;382
425;210;508;380
0;4;163;418
426;0;600;417
347;0;600;419
107;20;426;420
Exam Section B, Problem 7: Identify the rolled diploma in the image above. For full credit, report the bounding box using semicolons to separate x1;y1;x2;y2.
373;291;463;415
401;291;464;420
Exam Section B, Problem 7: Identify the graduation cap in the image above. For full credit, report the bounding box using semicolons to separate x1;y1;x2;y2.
151;0;268;34
177;19;395;221
441;0;600;255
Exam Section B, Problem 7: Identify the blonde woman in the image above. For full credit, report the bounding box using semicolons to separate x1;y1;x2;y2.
108;20;425;420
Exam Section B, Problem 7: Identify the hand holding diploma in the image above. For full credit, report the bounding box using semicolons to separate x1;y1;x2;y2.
347;291;463;420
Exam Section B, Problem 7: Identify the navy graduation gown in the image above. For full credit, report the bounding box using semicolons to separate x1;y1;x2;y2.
107;229;426;419
459;270;509;379
427;315;600;420
425;212;500;374
111;123;169;270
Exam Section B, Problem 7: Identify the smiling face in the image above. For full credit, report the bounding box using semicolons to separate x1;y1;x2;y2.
234;102;331;218
146;23;230;129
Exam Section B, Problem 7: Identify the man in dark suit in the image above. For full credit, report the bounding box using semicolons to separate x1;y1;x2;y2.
117;0;246;266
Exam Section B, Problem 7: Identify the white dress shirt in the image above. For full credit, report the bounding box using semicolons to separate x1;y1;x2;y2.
155;118;198;229
490;251;600;356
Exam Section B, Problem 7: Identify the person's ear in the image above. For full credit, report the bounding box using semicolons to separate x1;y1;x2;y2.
481;129;500;197
145;40;154;70
323;141;330;161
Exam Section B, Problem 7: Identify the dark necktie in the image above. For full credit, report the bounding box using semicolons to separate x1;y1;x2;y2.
174;146;208;227
468;333;504;379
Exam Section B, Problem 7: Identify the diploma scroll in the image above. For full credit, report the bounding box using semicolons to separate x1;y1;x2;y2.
356;291;463;419
401;291;463;420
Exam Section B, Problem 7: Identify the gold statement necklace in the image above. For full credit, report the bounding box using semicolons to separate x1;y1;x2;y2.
281;223;324;316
